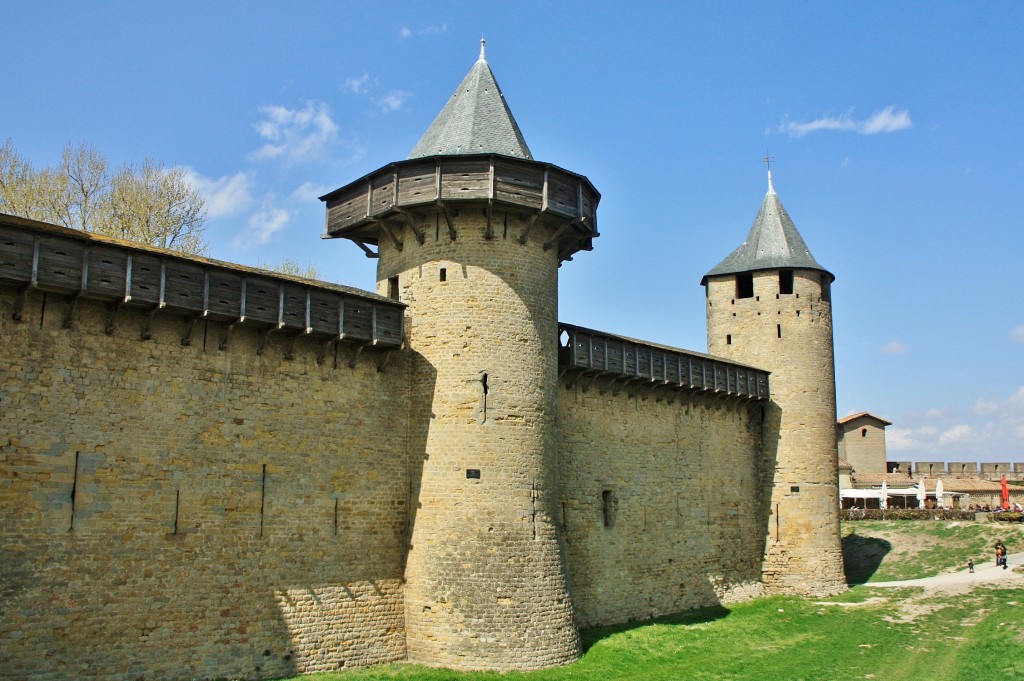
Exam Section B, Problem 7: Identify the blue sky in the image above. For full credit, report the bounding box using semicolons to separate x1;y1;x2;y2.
5;1;1023;462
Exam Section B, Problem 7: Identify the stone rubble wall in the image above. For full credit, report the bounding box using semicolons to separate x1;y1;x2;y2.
0;287;411;680
557;382;767;627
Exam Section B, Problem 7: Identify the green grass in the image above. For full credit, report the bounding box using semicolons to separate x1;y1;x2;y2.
279;521;1024;681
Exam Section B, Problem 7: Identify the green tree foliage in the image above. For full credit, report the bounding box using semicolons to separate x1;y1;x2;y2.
0;139;208;254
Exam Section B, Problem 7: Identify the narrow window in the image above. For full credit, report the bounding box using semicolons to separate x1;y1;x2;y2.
439;267;447;282
777;324;782;338
861;428;867;437
602;490;614;528
387;276;399;300
736;273;753;299
726;334;732;345
779;269;794;295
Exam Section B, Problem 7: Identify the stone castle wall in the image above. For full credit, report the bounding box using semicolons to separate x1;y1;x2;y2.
557;382;767;627
0;287;412;680
1;222;819;680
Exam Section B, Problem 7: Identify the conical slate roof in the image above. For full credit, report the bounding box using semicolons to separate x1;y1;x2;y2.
408;41;533;160
702;173;833;284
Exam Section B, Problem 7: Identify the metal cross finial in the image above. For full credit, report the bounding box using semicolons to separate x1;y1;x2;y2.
763;153;775;194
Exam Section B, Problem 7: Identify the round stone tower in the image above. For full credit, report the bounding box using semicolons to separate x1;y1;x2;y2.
320;42;599;670
702;172;845;596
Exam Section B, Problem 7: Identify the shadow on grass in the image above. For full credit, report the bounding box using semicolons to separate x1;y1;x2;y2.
842;533;892;585
579;604;731;653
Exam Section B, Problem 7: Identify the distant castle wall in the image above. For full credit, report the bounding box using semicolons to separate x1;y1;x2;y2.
557;383;766;627
0;289;411;680
890;460;1024;481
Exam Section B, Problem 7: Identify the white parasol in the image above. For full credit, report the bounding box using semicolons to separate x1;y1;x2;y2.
917;477;927;508
880;479;888;510
935;478;944;508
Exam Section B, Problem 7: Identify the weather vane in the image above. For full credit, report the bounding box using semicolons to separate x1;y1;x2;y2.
762;152;774;171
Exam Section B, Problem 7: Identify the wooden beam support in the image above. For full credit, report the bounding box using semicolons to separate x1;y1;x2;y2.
283;333;301;361
543;216;587;251
317;338;336;366
352;239;379;258
517;211;542;245
484;200;495;240
219;322;237;351
395;209;425;244
440;204;457;240
256;324;281;355
62;293;83;329
141;305;161;341
348;344;365;369
12;285;34;322
105;301;123;335
181;315;203;346
13;235;41;321
376;219;404;252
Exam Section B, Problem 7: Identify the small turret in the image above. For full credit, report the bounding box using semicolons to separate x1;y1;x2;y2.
703;172;845;596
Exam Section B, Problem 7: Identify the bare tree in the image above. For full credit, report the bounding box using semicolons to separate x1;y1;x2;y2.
106;159;207;254
0;138;50;220
0;139;208;255
56;142;109;232
260;258;322;280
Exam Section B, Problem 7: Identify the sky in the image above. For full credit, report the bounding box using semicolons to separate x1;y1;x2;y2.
4;1;1023;463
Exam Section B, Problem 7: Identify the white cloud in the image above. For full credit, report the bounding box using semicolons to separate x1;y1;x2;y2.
418;24;450;36
291;181;328;203
887;427;923;452
938;424;973;446
860;106;914;134
1010;323;1024;344
372;90;413;112
342;73;375;95
399;26;411;39
778;106;912;138
182;168;253;219
249;101;338;164
973;397;1000;416
233;201;289;248
880;340;908;355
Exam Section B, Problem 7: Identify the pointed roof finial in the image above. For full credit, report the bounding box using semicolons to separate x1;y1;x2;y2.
762;153;775;194
479;36;486;62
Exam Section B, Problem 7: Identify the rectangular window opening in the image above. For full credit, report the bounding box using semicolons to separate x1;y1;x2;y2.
735;273;754;299
602;490;614;528
439;267;447;282
777;324;782;338
779;269;794;295
726;334;732;345
387;276;399;300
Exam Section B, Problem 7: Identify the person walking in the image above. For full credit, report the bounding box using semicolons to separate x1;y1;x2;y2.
995;541;1008;569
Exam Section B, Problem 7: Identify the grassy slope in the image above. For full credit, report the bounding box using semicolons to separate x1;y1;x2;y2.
842;519;1024;582
284;521;1024;681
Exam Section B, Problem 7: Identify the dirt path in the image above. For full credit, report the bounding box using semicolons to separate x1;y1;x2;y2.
866;551;1024;592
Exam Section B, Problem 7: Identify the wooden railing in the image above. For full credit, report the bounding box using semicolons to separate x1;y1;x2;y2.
320;154;600;261
559;323;769;400
0;215;404;348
